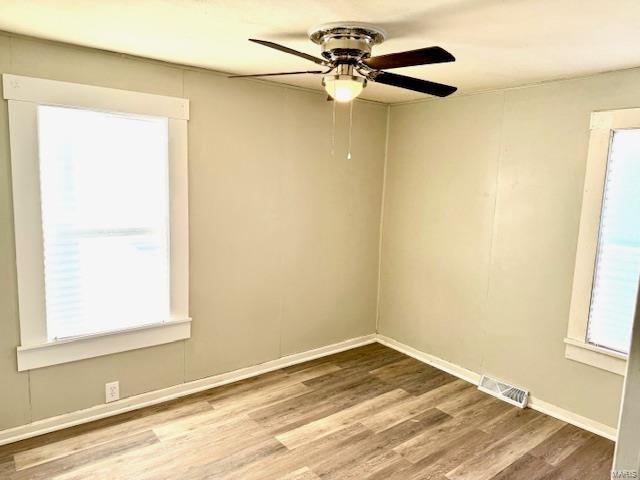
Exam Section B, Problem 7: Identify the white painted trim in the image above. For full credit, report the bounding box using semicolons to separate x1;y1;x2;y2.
566;106;640;375
2;74;189;120
591;108;640;130
0;334;376;446
566;125;611;343
0;333;617;446
7;100;47;346
564;337;627;375
375;334;618;441
16;319;192;372
527;396;618;441
168;118;189;319
6;76;190;369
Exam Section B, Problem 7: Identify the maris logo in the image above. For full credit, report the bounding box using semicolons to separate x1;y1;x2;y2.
612;471;639;479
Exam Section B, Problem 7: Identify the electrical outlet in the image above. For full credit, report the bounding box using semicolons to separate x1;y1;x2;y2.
105;381;120;403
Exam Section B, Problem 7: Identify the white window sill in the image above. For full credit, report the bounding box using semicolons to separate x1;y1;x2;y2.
564;337;627;375
17;318;191;371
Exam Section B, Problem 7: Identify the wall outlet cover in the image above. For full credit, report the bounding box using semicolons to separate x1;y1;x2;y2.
105;381;120;403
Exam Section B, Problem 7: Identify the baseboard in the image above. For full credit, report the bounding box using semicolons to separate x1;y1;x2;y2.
0;334;376;446
375;334;618;442
376;334;482;385
526;396;617;441
0;332;617;446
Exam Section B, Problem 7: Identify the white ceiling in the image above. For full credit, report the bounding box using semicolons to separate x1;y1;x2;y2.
1;0;640;103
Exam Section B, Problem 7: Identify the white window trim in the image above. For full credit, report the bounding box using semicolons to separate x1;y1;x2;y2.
3;74;191;371
566;107;640;375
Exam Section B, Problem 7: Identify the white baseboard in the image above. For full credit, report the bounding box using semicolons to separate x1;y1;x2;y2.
0;334;376;446
0;331;617;446
527;396;617;441
376;334;618;441
376;334;482;385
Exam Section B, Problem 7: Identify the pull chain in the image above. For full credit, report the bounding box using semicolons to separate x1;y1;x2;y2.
347;101;354;160
331;99;336;159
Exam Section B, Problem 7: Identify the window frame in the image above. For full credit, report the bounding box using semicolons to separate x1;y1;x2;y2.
566;107;640;375
4;74;191;371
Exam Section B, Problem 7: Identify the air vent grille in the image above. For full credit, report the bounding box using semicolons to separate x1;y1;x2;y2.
478;375;529;408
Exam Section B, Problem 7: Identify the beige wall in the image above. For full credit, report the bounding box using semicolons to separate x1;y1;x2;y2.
379;67;640;428
0;33;387;430
1;30;633;435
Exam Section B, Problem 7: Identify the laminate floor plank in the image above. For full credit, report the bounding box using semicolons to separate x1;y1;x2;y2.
537;435;616;480
446;414;565;480
280;343;385;375
0;395;207;461
299;366;377;392
0;459;15;479
208;382;312;417
436;385;491;416
394;397;512;463
527;423;595;466
10;431;158;480
193;370;291;403
317;409;452;480
361;380;468;433
13;400;213;471
276;466;320;480
275;388;410;449
382;428;496;480
328;351;409;378
54;416;273;480
222;424;373;480
369;357;434;380
489;454;556;480
400;370;459;396
1;344;613;480
249;376;395;434
479;405;542;437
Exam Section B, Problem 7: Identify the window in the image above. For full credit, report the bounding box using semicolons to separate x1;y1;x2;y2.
4;74;190;371
566;108;640;375
586;130;640;353
39;106;171;340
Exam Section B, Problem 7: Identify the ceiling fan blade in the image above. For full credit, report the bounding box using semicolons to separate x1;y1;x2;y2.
229;70;323;78
371;71;457;97
249;39;329;66
363;46;455;70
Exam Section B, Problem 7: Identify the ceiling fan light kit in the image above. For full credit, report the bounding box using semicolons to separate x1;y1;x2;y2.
323;74;365;103
230;21;457;102
322;63;367;103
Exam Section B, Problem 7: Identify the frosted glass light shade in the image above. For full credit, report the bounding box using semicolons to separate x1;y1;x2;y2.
323;75;366;102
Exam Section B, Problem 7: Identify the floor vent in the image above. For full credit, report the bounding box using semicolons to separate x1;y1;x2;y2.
478;375;529;408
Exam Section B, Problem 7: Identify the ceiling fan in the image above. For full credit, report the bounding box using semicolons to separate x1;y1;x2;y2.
230;22;457;102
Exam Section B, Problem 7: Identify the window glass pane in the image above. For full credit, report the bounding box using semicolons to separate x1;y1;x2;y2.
587;129;640;353
38;105;170;340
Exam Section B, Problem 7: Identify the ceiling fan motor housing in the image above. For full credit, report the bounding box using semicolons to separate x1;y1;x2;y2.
309;22;386;63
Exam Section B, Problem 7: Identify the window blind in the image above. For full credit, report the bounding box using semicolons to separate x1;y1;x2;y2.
587;129;640;354
38;105;170;340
